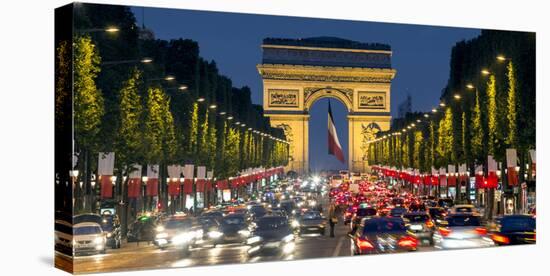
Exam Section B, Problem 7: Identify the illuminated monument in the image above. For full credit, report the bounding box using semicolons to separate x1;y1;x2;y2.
258;37;396;173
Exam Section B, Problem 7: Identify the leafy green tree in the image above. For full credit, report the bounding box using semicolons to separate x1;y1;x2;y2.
487;75;497;155
471;89;483;161
506;61;518;149
437;108;454;164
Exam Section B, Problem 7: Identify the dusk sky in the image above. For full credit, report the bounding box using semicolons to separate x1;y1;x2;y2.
131;6;481;171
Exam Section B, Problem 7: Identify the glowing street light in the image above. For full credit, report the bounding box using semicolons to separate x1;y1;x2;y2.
432;108;437;113
209;104;217;109
227;116;234;120
197;97;205;102
219;111;227;115
424;114;429;118
481;69;491;75
466;83;475;90
496;55;507;62
164;75;175;81
140;57;153;63
439;102;446;107
454;94;461;100
105;26;120;33
178;85;188;91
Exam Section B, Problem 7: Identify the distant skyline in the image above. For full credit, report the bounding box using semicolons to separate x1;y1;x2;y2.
130;6;481;171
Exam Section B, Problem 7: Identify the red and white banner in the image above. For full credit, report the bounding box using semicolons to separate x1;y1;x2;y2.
98;152;115;198
506;148;518;186
183;164;194;194
487;155;498;189
475;165;484;189
327;101;345;163
128;164;142;198
439;168;447;186
146;165;159;196
447;165;456;186
529;149;536;176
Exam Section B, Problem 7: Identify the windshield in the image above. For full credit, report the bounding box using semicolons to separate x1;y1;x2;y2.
454;207;474;212
391;208;406;215
302;212;322;220
165;219;192;229
446;216;482;227
256;217;288;230
357;208;377;216
363;219;406;233
222;217;245;225
404;214;429;223
74;226;102;235
501;217;536;232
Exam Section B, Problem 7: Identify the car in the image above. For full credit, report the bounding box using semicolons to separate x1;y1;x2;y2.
296;210;326;235
279;200;298;215
408;202;426;212
55;219;73;255
350;217;418;255
428;207;448;226
247;205;268;221
350;205;377;234
437;198;454;209
127;215;160;243
209;214;251;246
74;213;121;249
154;216;202;254
487;215;536;245
433;214;494;250
403;212;435;245
389;206;407;218
246;216;296;256
73;222;106;255
343;206;357;225
450;204;478;214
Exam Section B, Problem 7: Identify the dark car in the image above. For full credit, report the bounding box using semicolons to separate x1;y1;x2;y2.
488;215;536;246
389;207;407;218
279;200;297;216
437;198;454;209
127;215;160;243
209;214;251;246
350;206;377;234
248;205;268;221
74;213;121;249
403;212;435;245
350;217;418;255
428;207;448;226
408;202;426;212
344;206;357;225
153;216;201;254
247;216;295;256
199;211;224;222
296;211;326;235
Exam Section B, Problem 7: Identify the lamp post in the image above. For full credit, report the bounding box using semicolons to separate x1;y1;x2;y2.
142;176;148;213
70;170;79;212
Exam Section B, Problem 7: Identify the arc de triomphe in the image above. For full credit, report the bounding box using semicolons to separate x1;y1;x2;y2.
257;37;396;174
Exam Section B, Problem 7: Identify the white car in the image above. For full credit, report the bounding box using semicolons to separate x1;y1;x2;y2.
433;214;494;250
73;222;106;255
55;220;73;255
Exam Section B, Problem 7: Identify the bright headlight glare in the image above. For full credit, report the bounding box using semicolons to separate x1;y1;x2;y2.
282;234;294;243
106;232;112;238
291;220;300;228
94;237;104;244
173;232;193;245
238;230;251;236
156;232;168;239
247;236;261;244
283;242;295;254
156;226;165;232
208;231;223;238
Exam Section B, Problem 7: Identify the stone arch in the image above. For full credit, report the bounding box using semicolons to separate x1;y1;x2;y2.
304;87;353;112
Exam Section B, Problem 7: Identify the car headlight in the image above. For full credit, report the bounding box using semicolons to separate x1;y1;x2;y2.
156;232;168;239
173;232;194;245
208;231;223;239
194;229;204;238
282;234;294;243
291;220;300;228
106;232;112;238
94;237;104;244
156;226;165;232
238;230;251;237
247;236;262;244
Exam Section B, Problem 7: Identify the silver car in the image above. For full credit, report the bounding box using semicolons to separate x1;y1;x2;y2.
73;222;106;255
433;214;494;249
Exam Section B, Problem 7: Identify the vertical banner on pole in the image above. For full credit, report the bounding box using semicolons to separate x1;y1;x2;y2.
206;170;214;192
506;149;519;186
487;155;498;188
196;166;206;193
128;164;142;198
529;149;536;177
183;164;194;194
167;165;181;196
448;165;456;186
98;152;115;198
146;165;159;196
475;165;484;188
439;168;447;186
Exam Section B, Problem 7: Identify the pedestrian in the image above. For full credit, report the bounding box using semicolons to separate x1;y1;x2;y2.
328;203;338;238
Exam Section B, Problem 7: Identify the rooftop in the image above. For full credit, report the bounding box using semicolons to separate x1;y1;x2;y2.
262;36;391;51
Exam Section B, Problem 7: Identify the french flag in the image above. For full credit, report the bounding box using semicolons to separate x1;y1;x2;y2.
328;101;345;163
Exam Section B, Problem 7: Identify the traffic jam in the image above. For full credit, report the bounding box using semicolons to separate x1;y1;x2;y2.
57;170;536;267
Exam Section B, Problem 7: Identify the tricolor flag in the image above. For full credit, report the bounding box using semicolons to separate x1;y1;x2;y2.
328;101;345;163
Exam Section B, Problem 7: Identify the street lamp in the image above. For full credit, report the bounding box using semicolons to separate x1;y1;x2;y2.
496;55;508;62
105;26;120;33
209;104;217;109
432;108;437;113
481;69;491;76
164;75;176;81
178;85;188;91
466;83;475;90
424;114;429;118
439;102;446;107
197;97;205;102
227;116;234;120
140;57;153;63
219;111;226;115
454;94;461;100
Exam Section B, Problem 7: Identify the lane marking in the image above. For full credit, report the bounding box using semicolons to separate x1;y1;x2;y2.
332;236;344;257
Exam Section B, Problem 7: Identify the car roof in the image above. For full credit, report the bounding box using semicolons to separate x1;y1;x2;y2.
74;222;102;228
404;212;429;216
454;204;475;208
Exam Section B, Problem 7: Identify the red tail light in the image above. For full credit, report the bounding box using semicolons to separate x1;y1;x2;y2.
398;236;418;248
357;238;374;251
439;228;452;237
491;234;510;244
475;227;487;235
425;220;434;228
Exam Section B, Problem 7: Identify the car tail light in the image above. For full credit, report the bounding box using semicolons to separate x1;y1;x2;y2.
491;234;510;244
425;220;434;228
357;238;374;250
475;227;487;235
439;227;452;237
398;236;417;248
